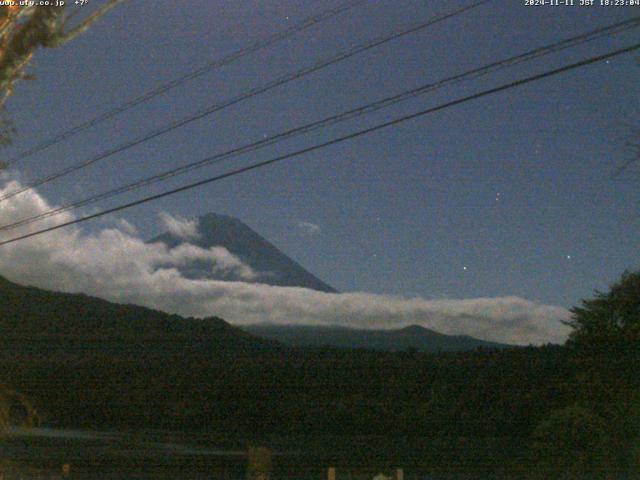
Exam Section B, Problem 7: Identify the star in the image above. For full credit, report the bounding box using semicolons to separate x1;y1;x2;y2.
566;255;572;260
463;266;468;271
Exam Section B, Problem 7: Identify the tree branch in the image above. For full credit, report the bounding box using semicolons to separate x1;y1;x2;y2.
0;1;126;108
49;0;127;47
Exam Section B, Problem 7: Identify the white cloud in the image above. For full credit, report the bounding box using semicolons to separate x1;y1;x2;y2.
158;211;200;240
105;216;138;235
297;221;321;236
0;179;571;345
160;243;257;281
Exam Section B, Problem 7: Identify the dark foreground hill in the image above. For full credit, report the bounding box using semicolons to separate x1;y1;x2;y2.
149;212;337;292
0;274;274;357
1;274;637;478
243;323;509;352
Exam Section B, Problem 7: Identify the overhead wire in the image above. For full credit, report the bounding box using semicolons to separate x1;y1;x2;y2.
0;16;638;232
0;0;491;203
1;42;637;247
4;0;368;165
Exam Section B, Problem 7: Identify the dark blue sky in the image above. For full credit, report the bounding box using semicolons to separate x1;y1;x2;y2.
4;0;639;308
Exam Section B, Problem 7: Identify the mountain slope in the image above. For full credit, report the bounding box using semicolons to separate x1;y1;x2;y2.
148;213;336;292
243;323;509;352
0;274;275;356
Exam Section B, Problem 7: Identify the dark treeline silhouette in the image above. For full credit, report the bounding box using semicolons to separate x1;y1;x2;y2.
1;272;638;478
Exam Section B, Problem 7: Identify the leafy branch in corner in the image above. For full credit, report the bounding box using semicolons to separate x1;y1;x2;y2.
0;1;125;150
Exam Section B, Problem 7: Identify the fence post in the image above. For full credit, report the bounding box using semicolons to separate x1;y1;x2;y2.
328;467;336;480
246;445;272;480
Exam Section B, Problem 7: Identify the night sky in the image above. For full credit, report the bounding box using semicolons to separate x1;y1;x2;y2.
3;0;640;310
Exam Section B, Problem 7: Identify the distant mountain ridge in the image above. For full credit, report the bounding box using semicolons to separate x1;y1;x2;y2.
243;323;509;352
149;213;336;292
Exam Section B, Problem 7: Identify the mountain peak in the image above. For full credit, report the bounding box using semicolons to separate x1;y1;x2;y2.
149;213;337;293
399;324;433;334
243;324;510;352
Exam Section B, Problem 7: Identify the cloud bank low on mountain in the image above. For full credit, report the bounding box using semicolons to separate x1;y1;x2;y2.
0;179;571;345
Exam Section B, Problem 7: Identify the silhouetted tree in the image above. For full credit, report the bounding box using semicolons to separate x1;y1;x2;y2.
565;270;640;352
561;270;640;475
0;1;124;152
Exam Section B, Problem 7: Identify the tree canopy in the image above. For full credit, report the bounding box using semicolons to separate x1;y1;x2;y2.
530;404;614;479
0;2;124;107
0;1;124;153
565;270;640;352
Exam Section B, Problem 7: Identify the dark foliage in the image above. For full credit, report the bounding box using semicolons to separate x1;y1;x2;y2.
566;270;640;353
0;273;638;477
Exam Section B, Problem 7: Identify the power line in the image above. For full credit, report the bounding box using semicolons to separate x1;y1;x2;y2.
1;42;637;247
2;16;638;233
0;0;491;203
5;0;368;166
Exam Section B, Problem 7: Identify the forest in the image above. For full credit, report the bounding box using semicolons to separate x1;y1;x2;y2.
1;271;639;478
